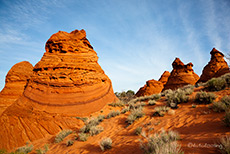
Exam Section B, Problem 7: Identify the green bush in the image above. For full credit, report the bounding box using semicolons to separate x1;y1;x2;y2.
153;106;170;117
106;110;120;119
35;144;49;154
78;133;89;141
205;77;227;91
66;140;74;147
148;100;156;106
195;91;216;104
89;126;104;136
115;90;135;103
97;115;105;122
126;107;144;124
100;138;112;151
220;136;230;154
221;96;230;107
54;129;72;143
135;127;143;135
15;143;33;154
223;111;230;127
140;130;182;154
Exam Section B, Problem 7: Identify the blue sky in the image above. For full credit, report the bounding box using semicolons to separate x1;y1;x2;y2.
0;0;230;92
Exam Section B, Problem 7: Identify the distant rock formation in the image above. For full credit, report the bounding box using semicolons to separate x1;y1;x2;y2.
197;48;230;83
0;29;117;150
135;79;164;97
163;58;199;91
135;71;170;96
0;61;33;115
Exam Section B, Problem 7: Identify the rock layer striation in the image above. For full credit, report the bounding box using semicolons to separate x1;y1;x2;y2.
0;61;33;115
0;29;117;150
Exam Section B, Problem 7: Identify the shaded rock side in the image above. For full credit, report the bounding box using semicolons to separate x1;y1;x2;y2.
197;48;230;83
163;58;199;91
0;61;33;115
0;29;117;150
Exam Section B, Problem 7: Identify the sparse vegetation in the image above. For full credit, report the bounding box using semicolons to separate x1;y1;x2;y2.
121;106;130;114
212;102;227;112
35;144;49;154
195;91;216;104
205;77;227;91
126;107;145;124
97;115;105;122
165;88;189;108
192;104;196;108
108;101;125;107
148;100;156;106
15;143;33;154
140;130;182;154
220;136;230;154
115;90;135;103
153;106;170;117
100;138;112;151
54;129;72;143
80;117;99;133
106;110;120;119
223;111;230;127
89;126;104;136
66;140;74;147
135;127;143;135
78;133;89;141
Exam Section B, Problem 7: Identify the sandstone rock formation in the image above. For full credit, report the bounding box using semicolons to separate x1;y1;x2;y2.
135;71;170;96
135;79;164;97
163;58;199;91
197;48;230;83
0;61;33;115
0;29;117;150
158;71;170;85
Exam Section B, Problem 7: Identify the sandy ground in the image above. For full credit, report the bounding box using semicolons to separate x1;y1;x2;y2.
26;88;230;154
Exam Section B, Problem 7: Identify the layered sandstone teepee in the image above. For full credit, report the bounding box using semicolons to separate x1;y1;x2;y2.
0;29;117;150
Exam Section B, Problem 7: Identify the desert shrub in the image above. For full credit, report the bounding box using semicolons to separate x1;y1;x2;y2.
80;117;99;133
121;106;130;114
221;96;230;107
161;89;173;97
195;91;216;104
66;140;74;147
148;100;156;106
221;73;230;87
212;102;227;112
192;104;196;108
100;138;112;151
115;90;135;103
78;133;89;141
166;89;189;108
126;107;145;124
135;127;143;135
89;126;104;136
220;136;230;154
35;144;49;154
54;129;72;143
75;117;88;122
97;115;105;122
180;84;194;95
0;149;7;154
15;143;33;154
153;106;170;117
205;77;227;91
140;130;182;154
106;110;120;119
223;111;230;127
108;101;125;107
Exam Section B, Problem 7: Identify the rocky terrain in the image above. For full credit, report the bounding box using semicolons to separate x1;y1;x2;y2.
0;29;230;154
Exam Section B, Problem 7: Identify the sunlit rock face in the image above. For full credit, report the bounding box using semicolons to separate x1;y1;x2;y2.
0;61;33;115
163;58;199;91
0;29;117;150
197;48;230;83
